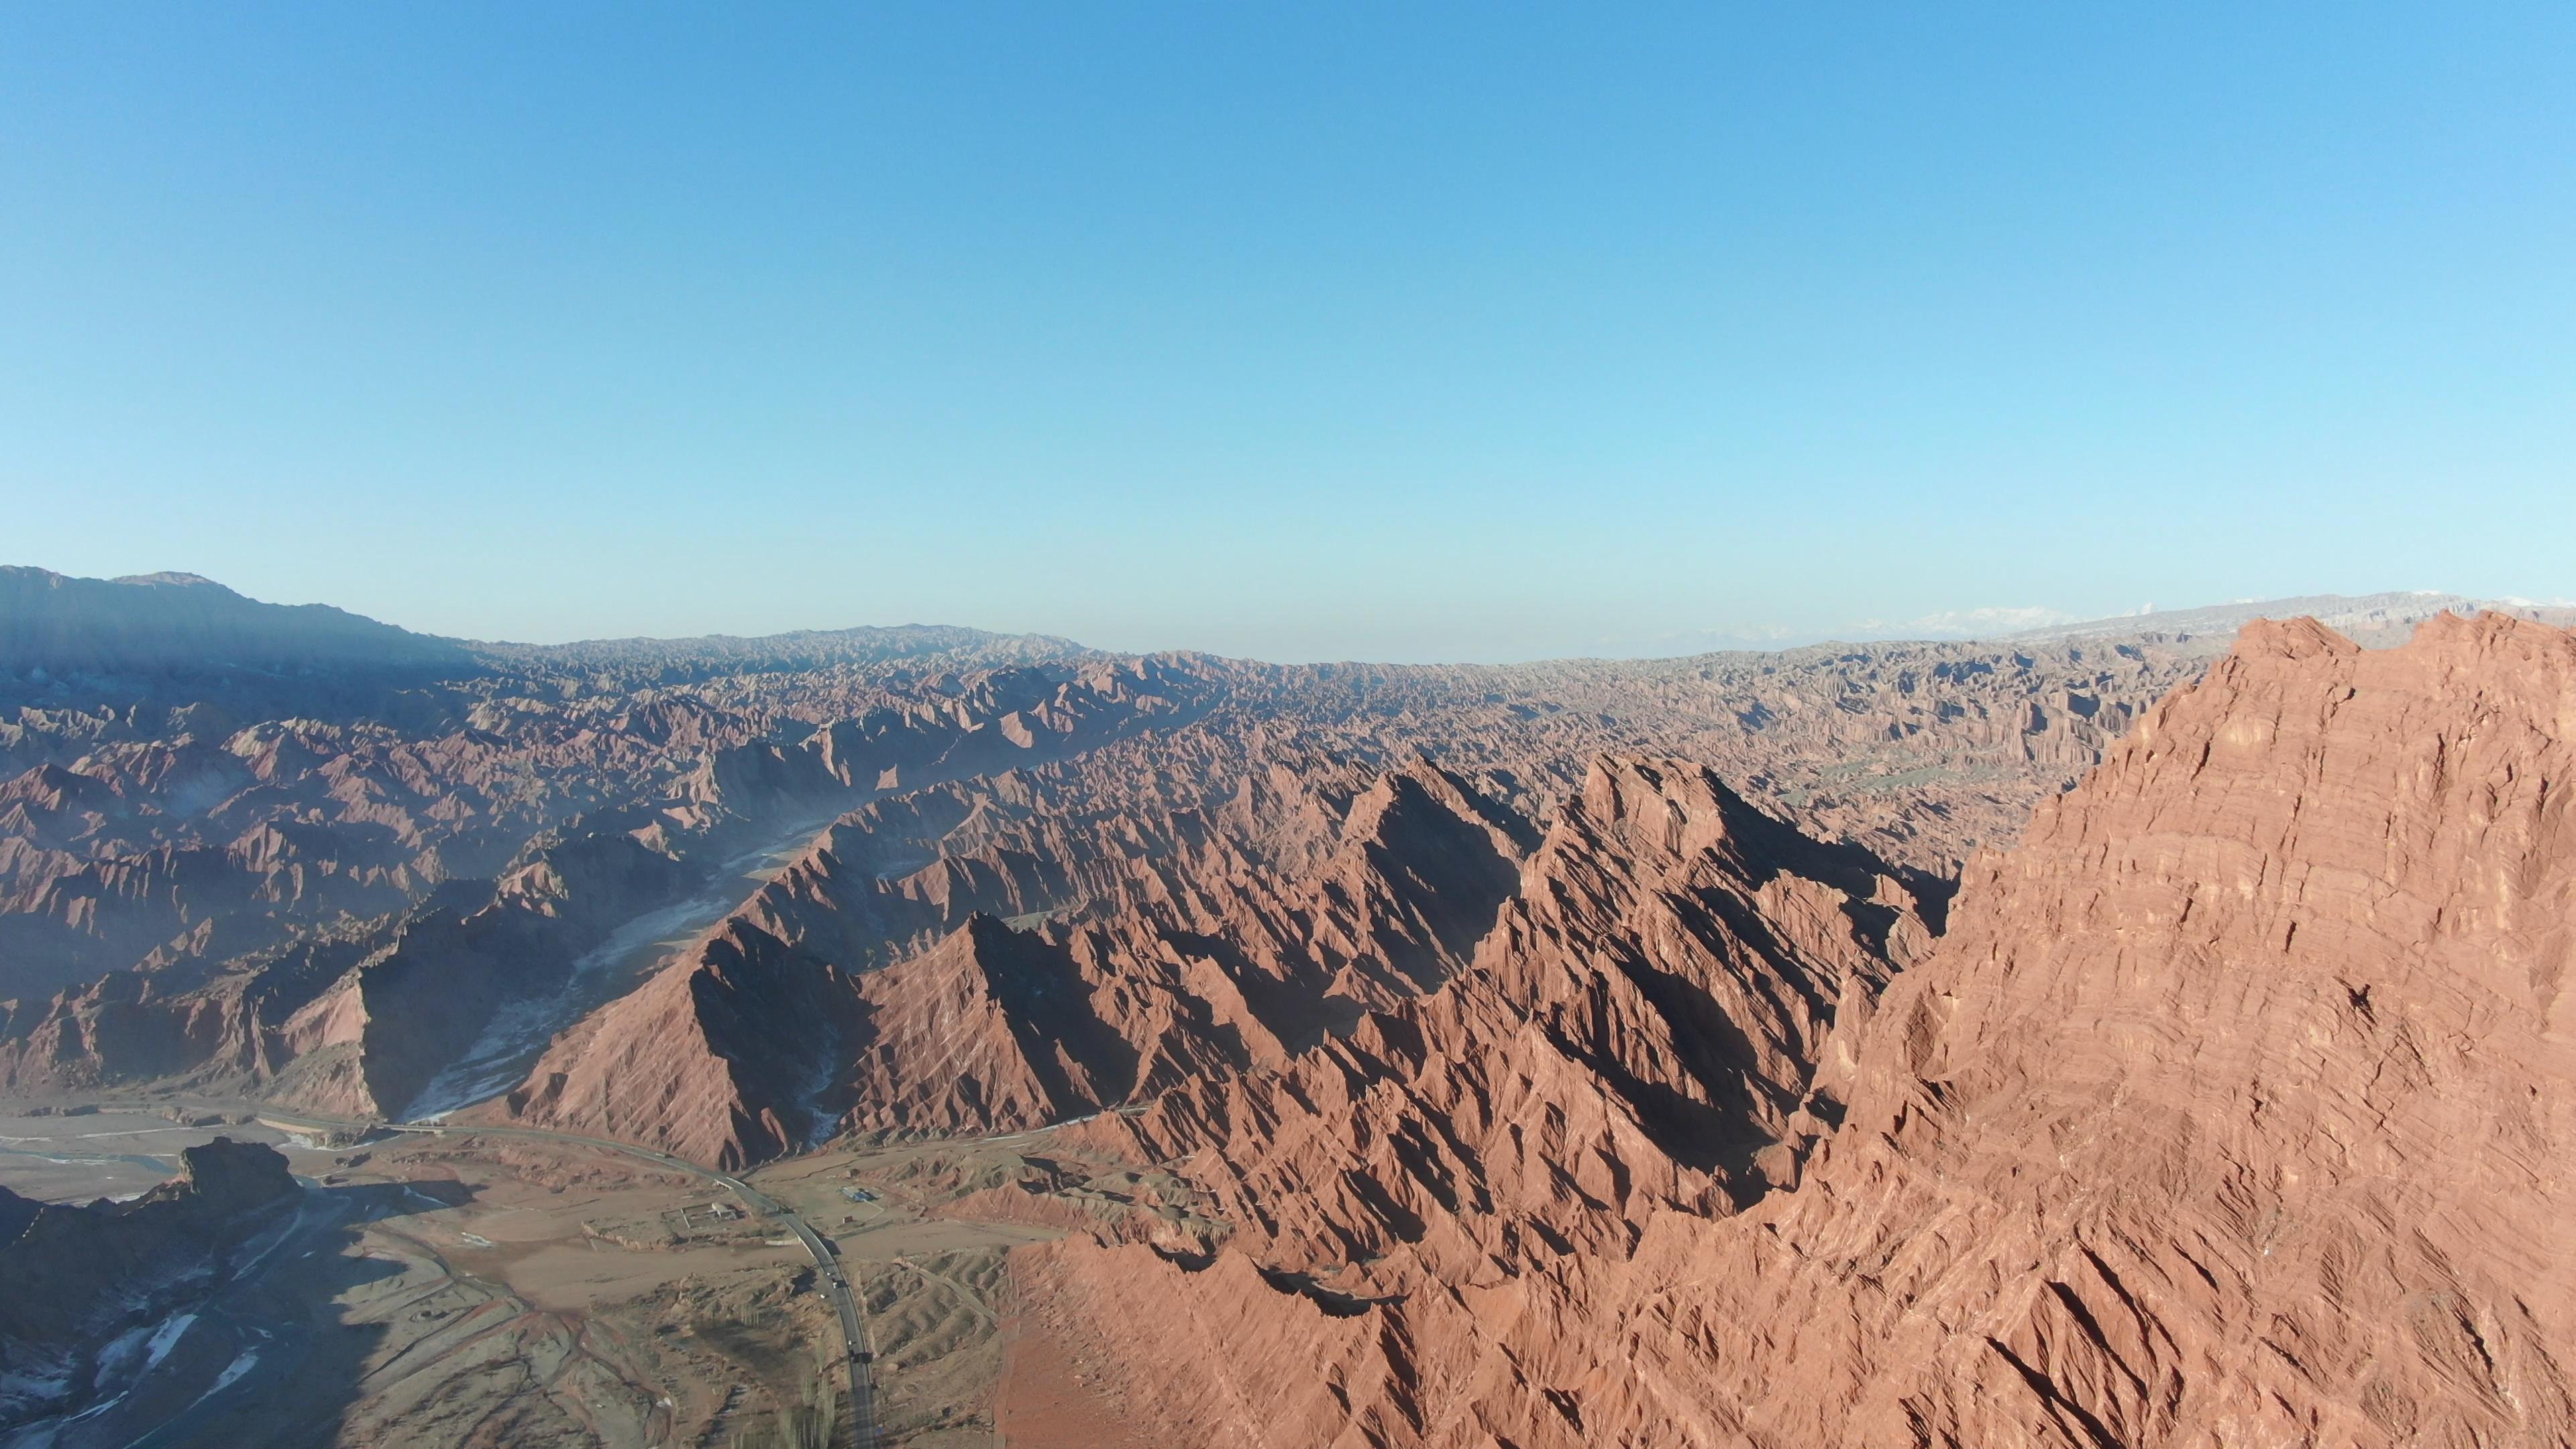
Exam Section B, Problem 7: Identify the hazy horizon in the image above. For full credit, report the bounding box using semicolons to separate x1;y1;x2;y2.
13;561;2546;667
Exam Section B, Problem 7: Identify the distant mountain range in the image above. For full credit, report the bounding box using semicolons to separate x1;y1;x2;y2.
0;567;1088;686
3;565;2565;686
2004;590;2575;644
472;624;1094;676
0;567;470;679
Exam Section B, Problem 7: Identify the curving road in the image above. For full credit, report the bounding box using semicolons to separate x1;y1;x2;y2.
240;1106;877;1449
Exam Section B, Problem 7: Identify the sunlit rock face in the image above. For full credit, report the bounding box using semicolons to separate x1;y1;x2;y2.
1014;614;2576;1449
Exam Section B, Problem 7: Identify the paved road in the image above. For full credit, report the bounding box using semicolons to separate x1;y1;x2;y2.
240;1106;878;1449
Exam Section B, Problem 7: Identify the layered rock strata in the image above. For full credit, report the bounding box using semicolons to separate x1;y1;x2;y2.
1020;613;2576;1448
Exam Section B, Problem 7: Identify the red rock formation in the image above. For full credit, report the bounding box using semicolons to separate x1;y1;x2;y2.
1023;612;2576;1448
498;914;853;1167
9;564;2284;1127
1082;755;1927;1277
0;657;1205;1114
496;756;1544;1162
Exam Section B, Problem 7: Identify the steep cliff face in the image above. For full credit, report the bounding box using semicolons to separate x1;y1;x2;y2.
1023;612;2576;1448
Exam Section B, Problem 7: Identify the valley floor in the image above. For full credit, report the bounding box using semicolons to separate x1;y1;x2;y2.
0;1102;1186;1448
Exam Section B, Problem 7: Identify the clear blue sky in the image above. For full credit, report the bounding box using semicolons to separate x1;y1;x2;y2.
3;5;2570;661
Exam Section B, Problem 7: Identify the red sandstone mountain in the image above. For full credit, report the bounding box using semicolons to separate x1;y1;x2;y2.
1011;612;2576;1447
1086;754;1936;1277
8;562;2267;1125
496;753;1543;1165
12;570;2576;1446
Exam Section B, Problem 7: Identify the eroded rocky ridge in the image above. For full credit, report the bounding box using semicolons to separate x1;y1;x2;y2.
9;564;2301;1130
488;630;2222;1168
1102;754;1936;1267
497;749;1546;1166
1010;612;2576;1447
0;651;1199;1118
9;572;2505;1179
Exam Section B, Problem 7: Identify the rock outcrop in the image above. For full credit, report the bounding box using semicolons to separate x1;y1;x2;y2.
0;1138;299;1430
1020;612;2576;1448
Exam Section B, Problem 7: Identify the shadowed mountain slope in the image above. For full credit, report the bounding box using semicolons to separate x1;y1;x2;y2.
0;568;470;681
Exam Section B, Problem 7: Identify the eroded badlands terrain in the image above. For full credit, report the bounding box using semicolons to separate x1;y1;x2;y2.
5;568;2572;1446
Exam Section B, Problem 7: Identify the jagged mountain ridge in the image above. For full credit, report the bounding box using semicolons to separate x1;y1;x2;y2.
1;659;1214;1120
9;568;2576;1446
4;570;2239;1132
11;577;2535;1166
494;749;1545;1166
1005;611;2576;1448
